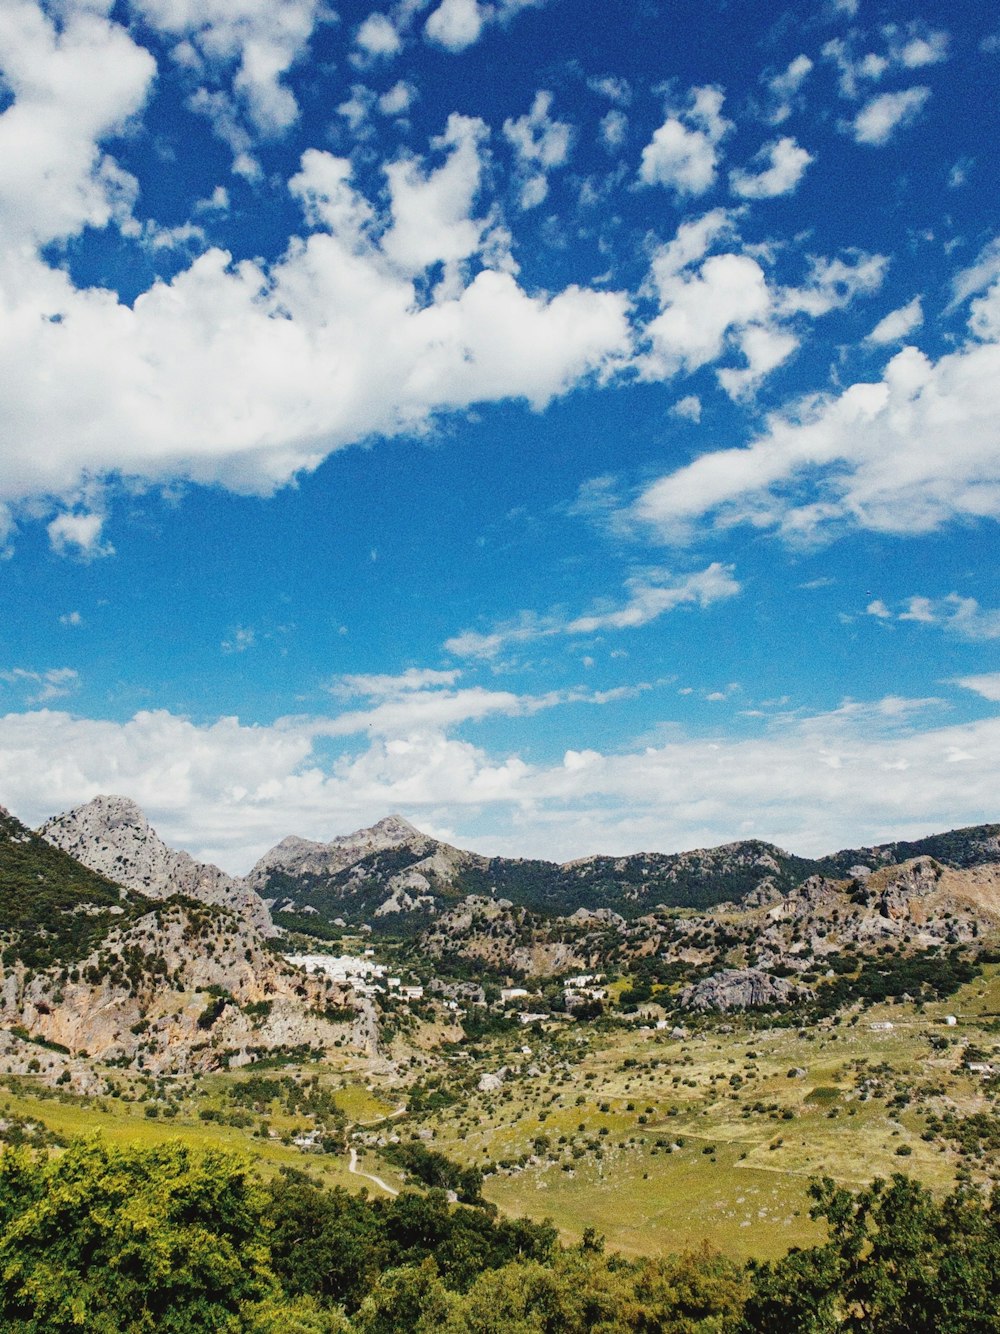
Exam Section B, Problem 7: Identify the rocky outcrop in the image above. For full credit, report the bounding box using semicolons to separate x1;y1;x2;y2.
247;815;442;887
40;796;272;936
0;898;356;1074
680;967;798;1012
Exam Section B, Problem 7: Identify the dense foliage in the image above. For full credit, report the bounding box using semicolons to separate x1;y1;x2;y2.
0;1138;997;1332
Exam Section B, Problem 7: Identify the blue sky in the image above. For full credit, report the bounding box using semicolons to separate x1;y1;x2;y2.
1;0;999;871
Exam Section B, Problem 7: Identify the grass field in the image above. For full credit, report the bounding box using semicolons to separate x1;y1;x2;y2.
3;968;998;1262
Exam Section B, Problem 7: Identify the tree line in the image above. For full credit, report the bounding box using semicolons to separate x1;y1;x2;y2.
0;1137;997;1331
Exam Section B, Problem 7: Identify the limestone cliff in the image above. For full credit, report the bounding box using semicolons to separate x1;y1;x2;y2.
40;795;273;936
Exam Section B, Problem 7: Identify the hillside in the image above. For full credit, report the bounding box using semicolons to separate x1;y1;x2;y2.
253;814;1000;933
41;795;273;936
0;803;145;970
0;805;358;1084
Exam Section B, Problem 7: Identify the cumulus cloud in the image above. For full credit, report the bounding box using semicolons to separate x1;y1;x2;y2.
638;86;731;197
379;80;417;116
47;512;113;559
444;563;740;659
851;86;931;145
423;0;544;52
638;211;884;397
765;54;813;124
0;0;154;246
632;280;1000;542
599;109;627;151
503;90;572;209
5;693;1000;868
133;0;329;134
424;0;485;51
672;395;702;422
0;70;631;535
729;136;813;199
354;13;402;60
866;295;923;344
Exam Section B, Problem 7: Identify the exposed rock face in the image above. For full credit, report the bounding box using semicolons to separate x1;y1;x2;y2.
40;795;272;935
247;815;489;920
247;815;434;886
680;967;798;1012
0;898;355;1075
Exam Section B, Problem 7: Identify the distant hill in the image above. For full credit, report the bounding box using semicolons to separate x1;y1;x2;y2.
815;824;1000;878
0;804;357;1083
248;815;1000;933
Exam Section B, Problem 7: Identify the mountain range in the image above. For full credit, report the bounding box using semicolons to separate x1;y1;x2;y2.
24;793;1000;931
2;792;1000;1085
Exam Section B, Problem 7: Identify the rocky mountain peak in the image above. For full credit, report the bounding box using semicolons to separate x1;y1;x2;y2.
39;796;272;936
246;813;433;889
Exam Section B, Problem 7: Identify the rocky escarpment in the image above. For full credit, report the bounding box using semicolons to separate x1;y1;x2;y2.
680;967;799;1012
40;795;272;936
0;897;357;1075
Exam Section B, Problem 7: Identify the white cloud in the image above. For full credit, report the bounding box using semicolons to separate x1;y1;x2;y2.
0;94;632;533
588;75;631;105
354;13;402;59
133;0;328;133
950;238;1000;308
765;54;813;124
221;626;256;653
47;512;113;559
851;86;931;145
672;395;702;423
954;674;1000;702
59;611;84;627
866;599;892;618
331;668;463;698
823;38;889;99
564;564;740;633
866;594;1000;640
866;295;923;344
729;136;813;199
885;26;949;69
6;694;1000;869
0;0;154;246
638;86;731;197
424;0;484;51
0;667;80;705
638;212;883;398
445;563;740;658
632;284;1000;542
503;91;572;209
898;595;936;623
599;109;627;151
378;80;417;116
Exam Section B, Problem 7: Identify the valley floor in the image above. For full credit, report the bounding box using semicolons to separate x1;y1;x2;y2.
3;965;999;1264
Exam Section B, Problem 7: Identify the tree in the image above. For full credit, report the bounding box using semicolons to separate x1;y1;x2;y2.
0;1138;278;1332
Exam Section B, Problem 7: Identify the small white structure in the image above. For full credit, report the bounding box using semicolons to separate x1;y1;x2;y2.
400;985;424;1001
501;987;529;1002
869;1021;894;1032
945;1015;958;1026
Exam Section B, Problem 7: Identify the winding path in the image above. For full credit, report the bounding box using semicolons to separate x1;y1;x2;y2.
348;1146;399;1196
